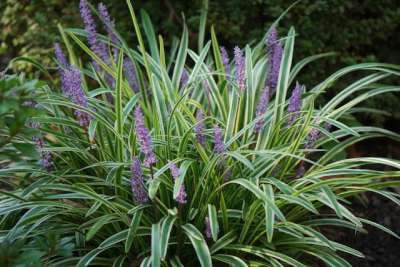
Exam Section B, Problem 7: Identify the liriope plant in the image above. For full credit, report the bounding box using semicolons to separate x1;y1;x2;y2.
1;0;400;266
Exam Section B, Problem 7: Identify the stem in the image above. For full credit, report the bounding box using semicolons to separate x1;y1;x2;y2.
176;204;184;257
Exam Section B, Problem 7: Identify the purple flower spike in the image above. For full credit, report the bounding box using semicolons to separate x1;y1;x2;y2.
169;161;187;204
54;43;68;69
205;216;212;239
296;161;305;178
220;46;230;77
234;46;246;91
180;69;189;89
223;168;232;182
34;136;53;171
131;157;149;204
214;125;225;154
98;2;119;59
266;27;283;93
305;118;327;149
135;107;156;167
54;43;70;97
288;82;303;126
124;58;140;93
65;67;91;127
195;110;206;146
266;27;278;51
254;86;270;133
80;0;108;69
305;127;320;149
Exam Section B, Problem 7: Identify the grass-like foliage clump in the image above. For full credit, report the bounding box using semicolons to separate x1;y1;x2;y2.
1;1;400;266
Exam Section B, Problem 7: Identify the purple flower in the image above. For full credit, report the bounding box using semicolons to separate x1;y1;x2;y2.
234;46;245;91
254;86;270;132
305;119;331;149
79;0;109;69
325;123;332;132
124;58;140;93
204;216;212;239
220;46;230;77
33;136;53;171
266;27;283;93
266;27;278;52
64;67;91;127
296;161;305;178
25;102;52;170
214;125;225;154
195;109;206;146
223;168;232;182
55;43;92;126
203;80;212;105
54;43;68;69
169;161;187;204
305;127;320;149
180;69;189;89
98;2;119;60
23;100;38;108
131;157;149;204
135;107;156;167
54;43;70;96
288;82;303;126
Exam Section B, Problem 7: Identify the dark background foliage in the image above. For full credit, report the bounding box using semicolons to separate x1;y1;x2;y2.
1;0;399;129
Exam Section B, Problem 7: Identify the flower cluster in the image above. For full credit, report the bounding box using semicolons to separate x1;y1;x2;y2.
195;109;206;146
213;125;225;154
234;46;246;91
266;27;283;93
305;121;332;149
98;2;119;59
33;136;53;171
204;216;212;239
67;68;91;127
55;44;91;127
254;86;270;132
220;46;230;78
180;69;189;89
24;100;53;171
305;127;320;149
135;107;156;167
169;161;187;204
79;0;108;68
131;157;149;204
54;43;68;69
124;58;140;93
288;82;303;126
80;0;116;91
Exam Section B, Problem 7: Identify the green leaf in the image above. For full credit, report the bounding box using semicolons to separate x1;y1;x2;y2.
86;214;116;241
125;210;143;253
172;24;188;89
160;211;177;259
226;179;285;221
212;254;248;267
151;223;161;267
76;248;108;267
182;223;213;267
13;142;38;158
263;184;275;242
208;204;219;241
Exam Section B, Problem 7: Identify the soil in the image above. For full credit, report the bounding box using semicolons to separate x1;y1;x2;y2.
334;192;400;267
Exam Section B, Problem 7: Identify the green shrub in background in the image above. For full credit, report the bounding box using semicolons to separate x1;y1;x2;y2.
1;0;400;266
0;74;44;167
2;0;400;70
1;0;400;127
